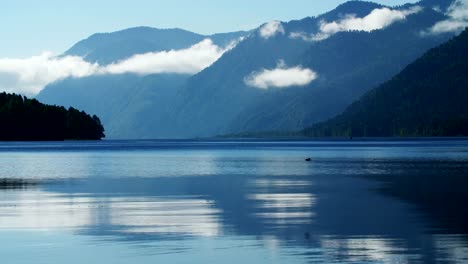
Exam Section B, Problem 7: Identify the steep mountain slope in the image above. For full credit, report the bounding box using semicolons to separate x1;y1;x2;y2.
303;28;468;137
38;73;190;138
37;28;247;138
163;27;313;137
104;74;190;138
228;3;451;134
38;74;143;123
163;0;453;138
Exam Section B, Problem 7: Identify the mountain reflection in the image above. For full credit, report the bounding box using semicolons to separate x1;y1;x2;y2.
0;169;466;263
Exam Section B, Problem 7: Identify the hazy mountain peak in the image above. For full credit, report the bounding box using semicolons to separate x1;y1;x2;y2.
65;27;248;65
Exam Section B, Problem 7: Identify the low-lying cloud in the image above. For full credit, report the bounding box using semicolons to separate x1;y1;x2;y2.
245;61;317;89
0;53;99;96
291;6;422;42
104;39;230;75
0;39;236;96
259;21;285;39
425;0;468;35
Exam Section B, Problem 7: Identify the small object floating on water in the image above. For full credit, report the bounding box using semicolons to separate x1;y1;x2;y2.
305;158;312;162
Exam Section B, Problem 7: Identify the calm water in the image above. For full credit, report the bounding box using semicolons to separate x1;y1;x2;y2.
0;140;467;263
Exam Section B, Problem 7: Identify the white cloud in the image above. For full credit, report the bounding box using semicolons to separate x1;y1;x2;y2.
259;21;285;39
0;52;99;96
290;6;422;42
432;6;443;13
426;0;468;34
103;39;230;75
289;32;318;42
245;61;317;89
0;39;238;96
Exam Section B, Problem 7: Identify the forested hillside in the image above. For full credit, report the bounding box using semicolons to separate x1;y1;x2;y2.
0;93;105;140
304;28;468;137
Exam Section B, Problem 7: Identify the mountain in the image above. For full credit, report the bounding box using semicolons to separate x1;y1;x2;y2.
303;28;468;137
0;92;104;140
37;73;191;138
37;28;247;138
38;0;460;139
65;27;248;65
161;0;453;138
227;2;451;135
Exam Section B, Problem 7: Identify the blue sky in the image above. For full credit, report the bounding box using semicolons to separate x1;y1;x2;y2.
2;0;417;57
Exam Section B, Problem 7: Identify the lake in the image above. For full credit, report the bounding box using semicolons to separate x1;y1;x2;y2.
0;139;467;263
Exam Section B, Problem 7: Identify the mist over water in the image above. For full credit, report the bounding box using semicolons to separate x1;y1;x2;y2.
0;140;467;263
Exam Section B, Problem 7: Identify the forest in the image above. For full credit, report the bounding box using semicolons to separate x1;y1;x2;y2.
303;28;468;138
0;92;105;140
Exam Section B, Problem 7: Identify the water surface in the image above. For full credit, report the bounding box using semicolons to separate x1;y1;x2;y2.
0;140;467;263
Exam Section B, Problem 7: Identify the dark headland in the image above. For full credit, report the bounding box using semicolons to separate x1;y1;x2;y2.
0;92;105;141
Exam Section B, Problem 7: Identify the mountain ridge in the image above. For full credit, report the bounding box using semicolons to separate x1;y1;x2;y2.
303;27;468;137
37;0;463;139
163;1;453;138
65;27;248;65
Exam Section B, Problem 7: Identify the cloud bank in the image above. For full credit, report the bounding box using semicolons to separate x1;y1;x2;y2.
260;21;285;39
0;53;99;95
0;39;235;96
426;0;468;34
245;61;317;89
104;39;230;75
291;6;422;41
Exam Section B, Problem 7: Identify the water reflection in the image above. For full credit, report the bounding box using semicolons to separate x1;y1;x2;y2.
248;193;316;225
0;140;467;263
0;190;221;237
108;197;221;237
316;236;414;263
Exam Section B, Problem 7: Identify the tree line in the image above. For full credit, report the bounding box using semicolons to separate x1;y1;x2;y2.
0;92;105;140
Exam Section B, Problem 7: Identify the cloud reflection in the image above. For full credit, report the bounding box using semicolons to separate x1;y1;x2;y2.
248;193;316;225
0;191;221;237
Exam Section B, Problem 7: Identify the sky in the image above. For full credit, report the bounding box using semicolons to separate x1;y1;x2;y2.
2;0;418;57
